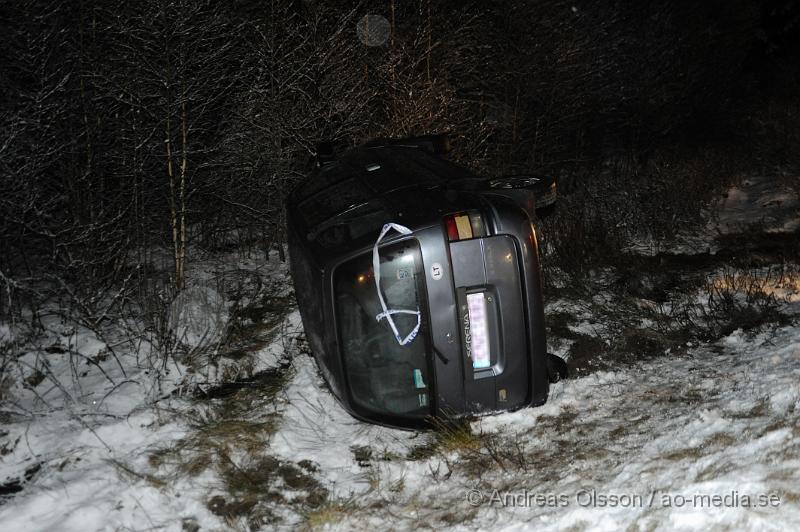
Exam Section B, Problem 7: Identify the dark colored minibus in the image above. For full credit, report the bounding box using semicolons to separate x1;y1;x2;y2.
287;135;566;429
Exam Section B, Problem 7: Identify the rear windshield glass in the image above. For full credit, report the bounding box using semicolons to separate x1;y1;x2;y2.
313;203;390;249
334;240;432;419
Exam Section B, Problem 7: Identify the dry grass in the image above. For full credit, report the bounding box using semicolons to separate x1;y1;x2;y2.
541;145;745;287
123;280;323;528
666;264;794;341
407;416;482;461
300;500;358;531
117;335;318;528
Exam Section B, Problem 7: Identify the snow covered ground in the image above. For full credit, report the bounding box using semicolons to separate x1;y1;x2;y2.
263;269;800;531
629;174;800;256
1;180;799;531
4;265;798;531
714;175;800;235
424;324;800;531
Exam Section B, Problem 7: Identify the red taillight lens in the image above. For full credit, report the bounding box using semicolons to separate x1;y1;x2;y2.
445;215;460;241
445;211;485;241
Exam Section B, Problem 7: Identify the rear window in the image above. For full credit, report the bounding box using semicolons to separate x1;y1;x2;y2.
334;240;432;419
313;203;390;249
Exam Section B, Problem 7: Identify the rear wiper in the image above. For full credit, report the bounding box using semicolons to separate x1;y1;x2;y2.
433;347;449;365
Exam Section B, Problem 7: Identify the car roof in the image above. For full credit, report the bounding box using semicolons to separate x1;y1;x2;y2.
294;145;477;198
287;145;488;260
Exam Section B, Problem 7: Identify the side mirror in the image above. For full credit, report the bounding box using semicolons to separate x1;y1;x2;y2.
484;174;558;218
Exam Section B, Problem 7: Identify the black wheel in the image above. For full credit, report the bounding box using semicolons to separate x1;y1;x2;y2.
546;353;568;383
486;174;557;213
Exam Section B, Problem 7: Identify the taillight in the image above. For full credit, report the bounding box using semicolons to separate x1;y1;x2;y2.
444;211;486;241
445;215;460;241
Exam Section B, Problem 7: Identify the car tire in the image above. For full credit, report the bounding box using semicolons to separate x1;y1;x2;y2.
546;353;568;383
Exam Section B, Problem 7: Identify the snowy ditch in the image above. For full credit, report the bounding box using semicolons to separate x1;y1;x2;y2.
1;224;799;530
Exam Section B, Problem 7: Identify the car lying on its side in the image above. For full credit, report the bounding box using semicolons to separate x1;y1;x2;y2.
286;134;566;429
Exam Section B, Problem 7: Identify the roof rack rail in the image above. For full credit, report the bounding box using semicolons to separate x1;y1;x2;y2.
363;133;451;155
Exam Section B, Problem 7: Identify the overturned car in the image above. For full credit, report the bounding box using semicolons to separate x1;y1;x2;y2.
287;135;566;429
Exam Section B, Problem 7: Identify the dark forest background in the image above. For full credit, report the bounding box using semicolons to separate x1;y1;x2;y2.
1;0;799;327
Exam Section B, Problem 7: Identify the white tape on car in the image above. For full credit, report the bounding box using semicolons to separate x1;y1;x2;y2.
372;223;421;346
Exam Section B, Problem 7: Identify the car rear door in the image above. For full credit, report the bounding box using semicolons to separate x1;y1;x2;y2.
417;227;530;415
449;235;530;412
